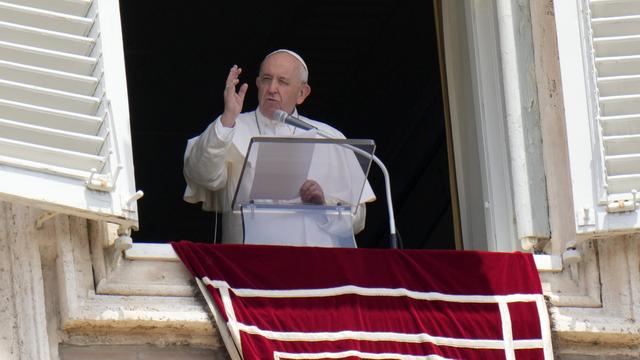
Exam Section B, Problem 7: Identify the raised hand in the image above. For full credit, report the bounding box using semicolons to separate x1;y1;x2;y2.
299;179;325;205
220;65;248;127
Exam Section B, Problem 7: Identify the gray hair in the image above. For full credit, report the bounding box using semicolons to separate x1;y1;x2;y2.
262;49;309;83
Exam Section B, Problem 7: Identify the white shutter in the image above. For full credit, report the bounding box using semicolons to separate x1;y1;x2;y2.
0;0;140;230
554;0;640;236
591;0;640;204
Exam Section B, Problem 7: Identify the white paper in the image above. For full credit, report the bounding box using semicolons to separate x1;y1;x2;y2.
248;131;317;201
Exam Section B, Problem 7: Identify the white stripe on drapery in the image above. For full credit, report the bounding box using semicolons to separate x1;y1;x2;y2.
218;285;242;354
204;277;544;304
536;294;554;358
273;350;453;360
203;276;548;356
234;322;545;350
498;300;515;360
194;278;242;360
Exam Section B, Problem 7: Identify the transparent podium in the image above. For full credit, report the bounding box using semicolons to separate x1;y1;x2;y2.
231;137;375;248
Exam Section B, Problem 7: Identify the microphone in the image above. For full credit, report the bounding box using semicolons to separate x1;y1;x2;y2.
274;109;318;131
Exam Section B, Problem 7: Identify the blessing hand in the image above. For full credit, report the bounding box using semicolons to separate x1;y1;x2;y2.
220;65;248;127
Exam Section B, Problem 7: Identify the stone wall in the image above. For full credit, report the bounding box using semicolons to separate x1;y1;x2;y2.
4;199;640;359
0;201;227;359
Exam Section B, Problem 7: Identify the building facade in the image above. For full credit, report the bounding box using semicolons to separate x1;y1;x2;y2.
1;0;639;358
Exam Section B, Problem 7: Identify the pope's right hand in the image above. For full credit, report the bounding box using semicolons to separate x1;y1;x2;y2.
220;65;248;128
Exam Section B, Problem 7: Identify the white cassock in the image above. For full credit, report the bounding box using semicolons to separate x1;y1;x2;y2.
183;109;376;245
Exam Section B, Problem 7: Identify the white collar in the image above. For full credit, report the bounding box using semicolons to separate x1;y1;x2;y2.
255;108;299;129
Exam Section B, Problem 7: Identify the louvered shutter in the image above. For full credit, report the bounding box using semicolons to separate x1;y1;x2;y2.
554;0;640;235
0;0;139;230
591;0;640;204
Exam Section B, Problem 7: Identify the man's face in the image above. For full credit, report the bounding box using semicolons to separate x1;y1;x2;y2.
256;53;310;119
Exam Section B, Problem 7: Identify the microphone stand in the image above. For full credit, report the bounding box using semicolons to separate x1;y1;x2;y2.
342;143;398;249
274;110;398;249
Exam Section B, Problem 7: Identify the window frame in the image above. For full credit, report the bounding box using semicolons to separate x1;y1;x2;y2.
441;0;520;253
53;1;573;345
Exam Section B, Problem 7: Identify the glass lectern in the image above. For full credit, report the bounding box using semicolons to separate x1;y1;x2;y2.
231;137;375;248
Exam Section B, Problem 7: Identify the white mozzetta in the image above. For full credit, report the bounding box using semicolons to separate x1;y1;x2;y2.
0;0;139;229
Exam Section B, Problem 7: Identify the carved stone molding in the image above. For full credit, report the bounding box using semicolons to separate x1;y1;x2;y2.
545;236;640;348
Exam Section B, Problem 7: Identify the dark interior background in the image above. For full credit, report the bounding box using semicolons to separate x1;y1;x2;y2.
118;0;454;249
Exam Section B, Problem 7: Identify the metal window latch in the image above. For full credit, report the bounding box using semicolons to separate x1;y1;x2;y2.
86;166;121;192
606;190;638;213
122;190;144;212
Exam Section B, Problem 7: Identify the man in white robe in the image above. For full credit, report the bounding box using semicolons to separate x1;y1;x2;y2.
183;49;375;244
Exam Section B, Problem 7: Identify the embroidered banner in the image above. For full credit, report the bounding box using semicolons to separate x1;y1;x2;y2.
171;242;552;359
